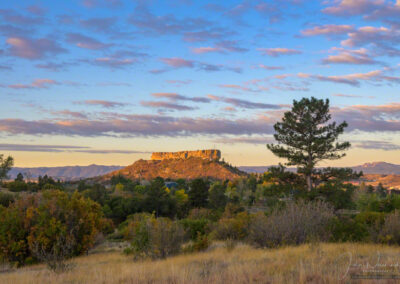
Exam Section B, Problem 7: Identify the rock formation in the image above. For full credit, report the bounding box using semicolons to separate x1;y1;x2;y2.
151;149;221;161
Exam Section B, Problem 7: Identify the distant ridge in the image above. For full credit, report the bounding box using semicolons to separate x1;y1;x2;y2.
9;165;124;180
8;162;400;180
240;162;400;175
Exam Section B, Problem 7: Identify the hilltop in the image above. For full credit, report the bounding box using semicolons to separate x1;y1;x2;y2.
103;157;246;181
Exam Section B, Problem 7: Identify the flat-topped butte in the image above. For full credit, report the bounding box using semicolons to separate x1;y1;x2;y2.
151;149;221;161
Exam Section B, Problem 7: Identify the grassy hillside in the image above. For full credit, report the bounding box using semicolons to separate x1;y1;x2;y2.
2;243;400;283
102;157;247;181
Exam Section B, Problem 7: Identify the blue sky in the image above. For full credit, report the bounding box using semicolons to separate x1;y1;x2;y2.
1;0;400;167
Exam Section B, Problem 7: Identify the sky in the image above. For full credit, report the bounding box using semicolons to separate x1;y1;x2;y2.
1;0;400;167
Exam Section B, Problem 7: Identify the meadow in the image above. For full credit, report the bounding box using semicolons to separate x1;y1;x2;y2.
2;242;400;284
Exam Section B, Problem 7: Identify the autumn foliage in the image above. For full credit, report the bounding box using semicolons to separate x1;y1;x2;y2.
0;190;107;267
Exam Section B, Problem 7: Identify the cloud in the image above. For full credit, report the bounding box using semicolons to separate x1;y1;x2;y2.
0;9;44;25
5;36;66;59
66;33;112;50
298;69;400;86
0;114;276;137
82;0;123;8
152;93;210;103
258;47;302;57
35;62;71;72
0;143;146;154
208;95;281;109
26;5;46;16
333;94;375;98
80;17;118;32
1;102;400;137
191;40;248;54
0;144;88;152
322;0;384;16
54;110;88;119
218;84;260;93
301;24;354;36
140;101;197;111
254;64;284;70
161;57;194;68
322;48;380;65
1;79;59;89
353;140;400;151
213;136;275;144
332;103;400;132
159;57;241;73
165;80;193;85
76;100;125;108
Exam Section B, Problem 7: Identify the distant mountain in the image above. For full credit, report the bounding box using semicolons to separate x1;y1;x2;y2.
240;162;400;175
352;162;400;175
9;165;124;180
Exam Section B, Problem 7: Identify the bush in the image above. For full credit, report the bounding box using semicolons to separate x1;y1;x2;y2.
329;216;368;242
248;200;334;248
180;218;210;240
212;211;251;241
0;191;106;267
124;213;185;259
0;192;14;207
379;211;400;245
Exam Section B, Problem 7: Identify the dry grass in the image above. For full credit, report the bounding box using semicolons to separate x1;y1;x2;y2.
1;242;400;283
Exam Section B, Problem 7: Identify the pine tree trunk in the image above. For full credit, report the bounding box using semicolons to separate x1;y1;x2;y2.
306;174;312;191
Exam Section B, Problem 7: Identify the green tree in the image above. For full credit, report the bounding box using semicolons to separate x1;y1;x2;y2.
267;97;350;191
0;154;14;183
188;179;209;208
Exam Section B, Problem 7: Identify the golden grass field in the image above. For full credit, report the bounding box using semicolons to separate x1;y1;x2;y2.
1;242;400;284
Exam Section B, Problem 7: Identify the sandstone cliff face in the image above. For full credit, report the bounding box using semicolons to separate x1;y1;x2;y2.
151;149;221;161
103;157;246;181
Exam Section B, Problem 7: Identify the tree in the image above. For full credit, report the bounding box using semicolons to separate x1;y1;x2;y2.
267;97;350;191
188;179;209;208
0;154;14;183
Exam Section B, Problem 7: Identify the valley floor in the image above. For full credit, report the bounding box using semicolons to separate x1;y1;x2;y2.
1;243;400;283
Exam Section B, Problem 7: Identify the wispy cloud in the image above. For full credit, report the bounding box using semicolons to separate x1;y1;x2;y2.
258;47;302;57
1;79;59;89
66;33;112;50
75;100;126;108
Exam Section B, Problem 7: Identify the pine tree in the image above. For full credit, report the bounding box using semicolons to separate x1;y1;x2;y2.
267;97;350;191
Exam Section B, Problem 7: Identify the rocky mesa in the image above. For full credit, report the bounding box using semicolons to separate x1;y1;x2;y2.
151;149;221;161
103;150;245;181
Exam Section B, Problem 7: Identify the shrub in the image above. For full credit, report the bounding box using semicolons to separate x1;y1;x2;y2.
329;216;368;242
379;211;400;245
212;211;251;241
248;200;334;248
0;191;106;267
0;192;14;207
124;213;185;259
180;218;210;240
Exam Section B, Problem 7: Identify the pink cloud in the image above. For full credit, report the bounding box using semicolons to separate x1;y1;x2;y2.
301;24;354;36
322;48;379;65
254;64;284;70
76;100;125;108
140;101;197;111
258;47;302;57
191;47;221;54
3;79;59;89
298;69;400;86
323;0;384;16
66;33;112;50
6;37;66;59
160;57;194;68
